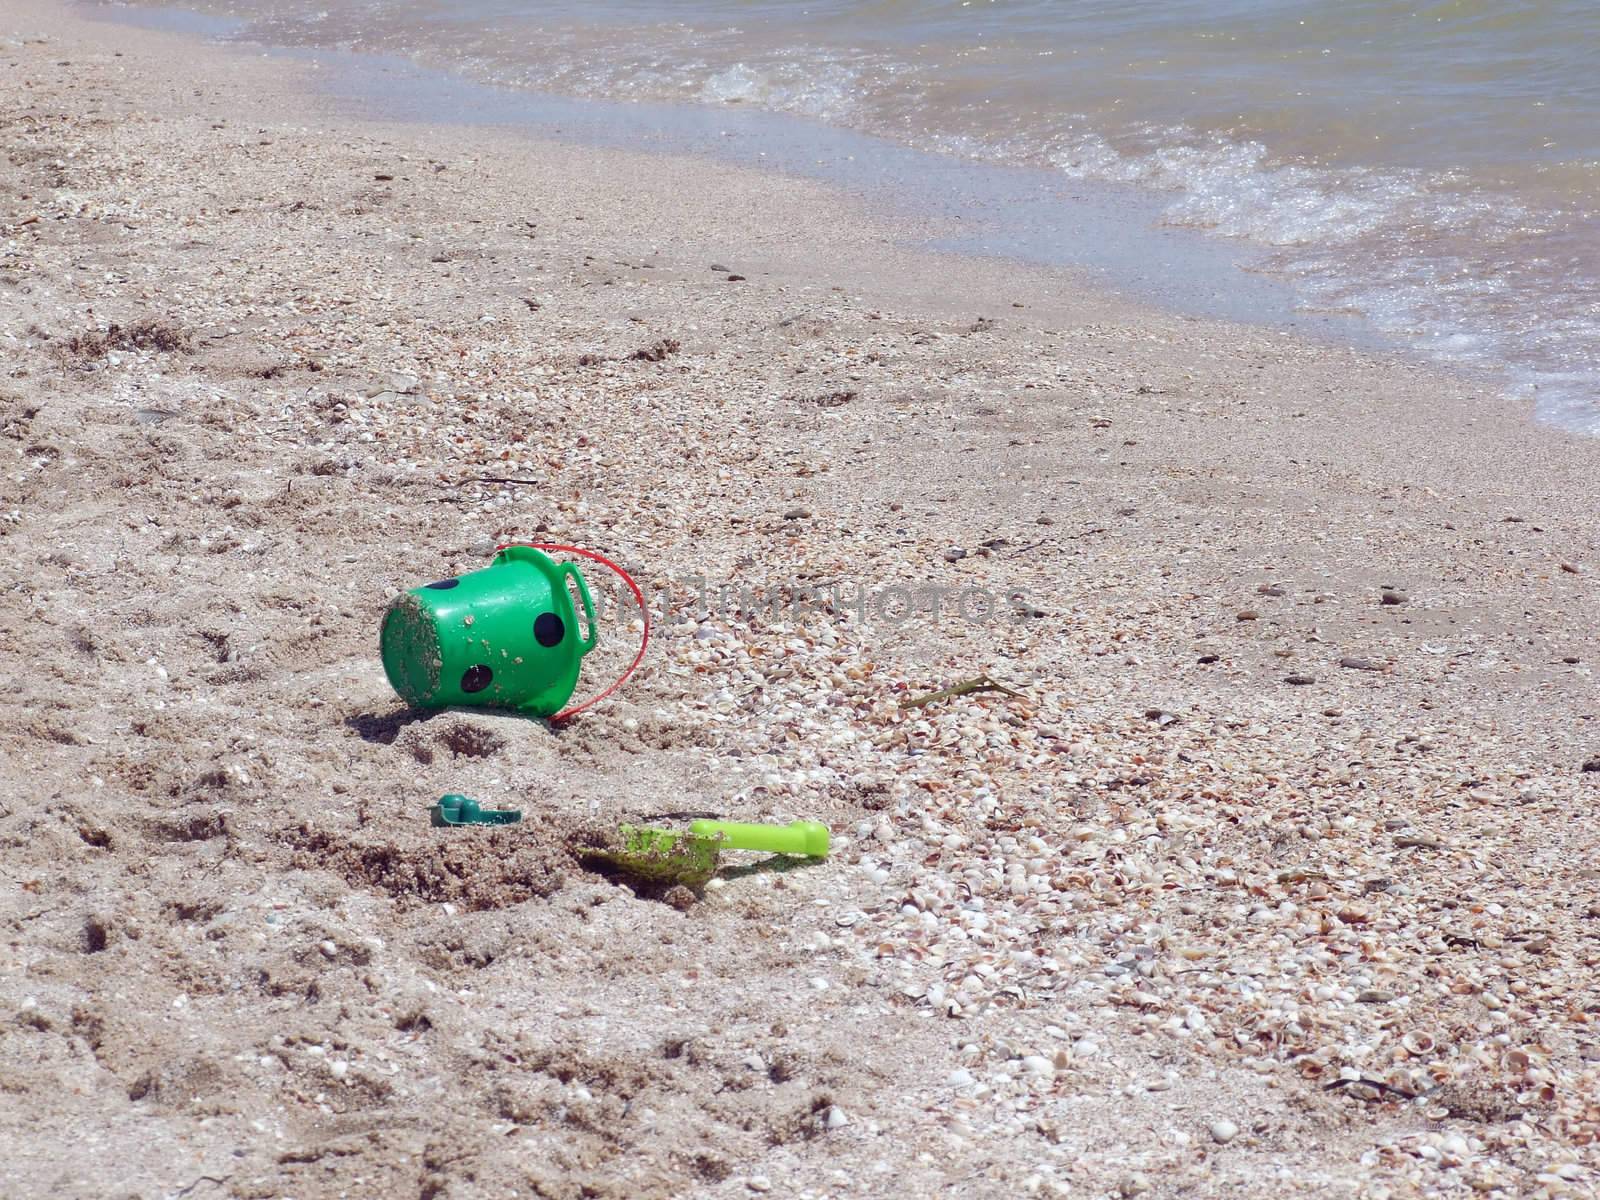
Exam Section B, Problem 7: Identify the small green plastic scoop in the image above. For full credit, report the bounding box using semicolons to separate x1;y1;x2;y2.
430;794;522;827
578;819;829;889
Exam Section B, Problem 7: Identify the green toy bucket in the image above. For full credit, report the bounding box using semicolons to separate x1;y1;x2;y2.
381;545;599;718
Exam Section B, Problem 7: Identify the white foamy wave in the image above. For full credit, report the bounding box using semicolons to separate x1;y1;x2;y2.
1019;123;1600;427
1049;132;1421;247
480;40;898;131
695;60;863;122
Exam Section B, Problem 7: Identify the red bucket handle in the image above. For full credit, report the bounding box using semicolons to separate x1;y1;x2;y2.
495;542;650;723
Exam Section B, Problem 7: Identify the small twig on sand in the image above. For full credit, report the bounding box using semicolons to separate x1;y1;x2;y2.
427;476;545;498
898;674;1028;710
1323;1077;1420;1100
174;1175;231;1199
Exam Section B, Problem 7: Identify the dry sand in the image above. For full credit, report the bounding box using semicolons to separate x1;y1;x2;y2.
3;3;1600;1197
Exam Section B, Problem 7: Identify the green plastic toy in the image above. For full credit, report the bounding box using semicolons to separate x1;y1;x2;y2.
581;819;830;888
381;545;598;718
687;819;830;859
430;794;522;827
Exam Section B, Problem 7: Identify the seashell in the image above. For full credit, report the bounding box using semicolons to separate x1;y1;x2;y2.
1401;1031;1436;1056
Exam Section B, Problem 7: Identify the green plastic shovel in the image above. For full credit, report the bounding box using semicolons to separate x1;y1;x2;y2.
687;819;830;858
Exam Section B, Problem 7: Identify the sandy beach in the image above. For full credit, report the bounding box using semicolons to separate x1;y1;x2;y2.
3;3;1600;1197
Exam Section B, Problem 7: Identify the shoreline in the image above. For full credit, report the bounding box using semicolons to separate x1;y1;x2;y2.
90;1;1415;364
4;2;1600;1198
84;0;1598;433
